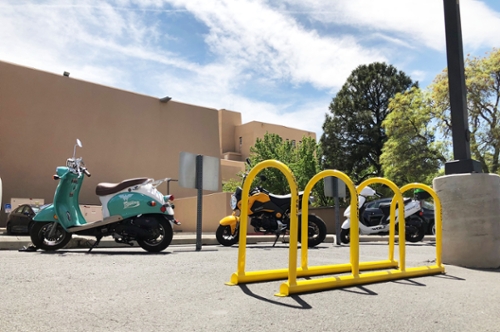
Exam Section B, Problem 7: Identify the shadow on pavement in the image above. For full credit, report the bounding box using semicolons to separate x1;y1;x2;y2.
38;250;172;256
238;284;312;309
390;278;426;287
339;285;378;295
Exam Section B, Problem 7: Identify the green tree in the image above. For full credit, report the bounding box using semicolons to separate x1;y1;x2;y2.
380;87;447;186
248;133;328;205
222;174;244;193
431;48;500;174
321;62;417;184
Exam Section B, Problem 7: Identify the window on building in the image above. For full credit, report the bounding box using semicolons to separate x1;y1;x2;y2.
239;137;242;153
291;140;296;147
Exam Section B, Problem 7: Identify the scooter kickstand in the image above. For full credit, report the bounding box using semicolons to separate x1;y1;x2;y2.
272;233;280;247
87;236;102;253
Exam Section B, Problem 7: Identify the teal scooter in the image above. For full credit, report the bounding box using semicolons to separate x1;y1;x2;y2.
30;139;180;252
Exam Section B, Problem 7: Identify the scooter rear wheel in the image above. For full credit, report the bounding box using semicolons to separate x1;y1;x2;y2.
137;216;173;252
30;222;72;251
405;215;426;243
297;214;327;247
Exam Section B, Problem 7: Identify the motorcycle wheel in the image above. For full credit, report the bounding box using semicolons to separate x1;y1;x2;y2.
30;222;72;251
297;214;327;247
405;215;426;243
340;228;350;244
137;216;173;252
216;225;239;246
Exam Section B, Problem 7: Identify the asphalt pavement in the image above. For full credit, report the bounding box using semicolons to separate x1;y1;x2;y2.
0;240;498;332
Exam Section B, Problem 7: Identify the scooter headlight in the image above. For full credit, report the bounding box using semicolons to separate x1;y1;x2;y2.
230;194;238;210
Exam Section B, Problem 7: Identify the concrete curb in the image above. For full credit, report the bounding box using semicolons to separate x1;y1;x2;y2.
0;228;436;250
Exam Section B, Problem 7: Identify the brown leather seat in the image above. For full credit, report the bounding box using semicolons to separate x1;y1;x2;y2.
96;178;150;196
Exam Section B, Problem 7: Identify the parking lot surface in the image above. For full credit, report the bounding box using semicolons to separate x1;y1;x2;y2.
1;241;499;332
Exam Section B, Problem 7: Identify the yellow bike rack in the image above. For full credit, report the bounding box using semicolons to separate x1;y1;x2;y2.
225;160;445;295
276;179;445;296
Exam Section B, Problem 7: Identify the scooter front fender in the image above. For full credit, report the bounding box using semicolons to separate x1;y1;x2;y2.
32;204;58;223
341;219;350;230
219;215;239;233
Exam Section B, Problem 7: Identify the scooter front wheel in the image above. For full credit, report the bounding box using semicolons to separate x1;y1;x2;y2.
30;222;72;251
216;225;239;246
340;228;350;244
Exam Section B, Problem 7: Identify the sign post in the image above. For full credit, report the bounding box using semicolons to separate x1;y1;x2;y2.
179;152;220;251
324;177;346;246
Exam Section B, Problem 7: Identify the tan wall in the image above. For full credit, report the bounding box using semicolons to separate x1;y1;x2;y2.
220;159;245;183
309;206;346;234
0;60;221;225
235;121;316;161
173;192;234;232
218;109;242;157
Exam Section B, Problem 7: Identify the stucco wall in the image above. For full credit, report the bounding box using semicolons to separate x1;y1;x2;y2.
173;192;234;232
218;109;241;156
0;60;221;225
235;121;316;161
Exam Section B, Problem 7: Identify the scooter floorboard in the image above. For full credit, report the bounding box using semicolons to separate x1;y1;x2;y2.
66;215;123;233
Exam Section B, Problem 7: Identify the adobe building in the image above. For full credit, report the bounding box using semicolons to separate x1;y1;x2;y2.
0;60;315;227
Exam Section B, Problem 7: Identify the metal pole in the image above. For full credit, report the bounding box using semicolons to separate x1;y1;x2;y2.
195;155;203;251
442;0;481;174
166;178;178;195
333;178;341;246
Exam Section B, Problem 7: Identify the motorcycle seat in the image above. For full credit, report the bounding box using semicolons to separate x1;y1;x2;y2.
96;177;150;196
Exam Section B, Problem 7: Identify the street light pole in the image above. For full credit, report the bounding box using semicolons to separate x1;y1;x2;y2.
442;0;482;174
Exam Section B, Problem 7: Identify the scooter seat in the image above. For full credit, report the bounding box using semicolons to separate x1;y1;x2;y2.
96;177;150;196
379;198;412;215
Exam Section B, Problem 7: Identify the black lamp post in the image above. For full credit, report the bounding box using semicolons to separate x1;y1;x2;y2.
442;0;482;174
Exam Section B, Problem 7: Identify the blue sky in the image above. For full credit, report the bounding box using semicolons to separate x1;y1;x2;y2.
1;0;500;138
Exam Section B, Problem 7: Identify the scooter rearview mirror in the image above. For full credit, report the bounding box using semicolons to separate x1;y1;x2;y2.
73;139;83;159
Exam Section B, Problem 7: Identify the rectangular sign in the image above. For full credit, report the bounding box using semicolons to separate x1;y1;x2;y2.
178;152;220;192
323;177;347;198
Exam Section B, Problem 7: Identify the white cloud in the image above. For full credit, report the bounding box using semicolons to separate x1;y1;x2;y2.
0;0;498;140
165;0;387;90
279;0;500;52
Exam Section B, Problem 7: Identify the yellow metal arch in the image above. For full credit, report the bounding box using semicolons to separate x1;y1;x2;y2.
400;183;443;267
226;159;299;285
276;177;445;296
357;178;406;270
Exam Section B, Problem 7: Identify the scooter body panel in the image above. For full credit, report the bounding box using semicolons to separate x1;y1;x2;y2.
32;204;57;223
344;195;367;218
107;192;165;220
33;167;87;230
341;217;390;234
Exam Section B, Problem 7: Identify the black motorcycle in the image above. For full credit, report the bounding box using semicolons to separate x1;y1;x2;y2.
216;173;327;247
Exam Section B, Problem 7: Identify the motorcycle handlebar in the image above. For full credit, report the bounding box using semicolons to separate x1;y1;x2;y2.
83;168;91;177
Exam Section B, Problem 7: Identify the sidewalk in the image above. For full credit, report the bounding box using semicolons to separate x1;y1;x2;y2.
0;227;436;250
